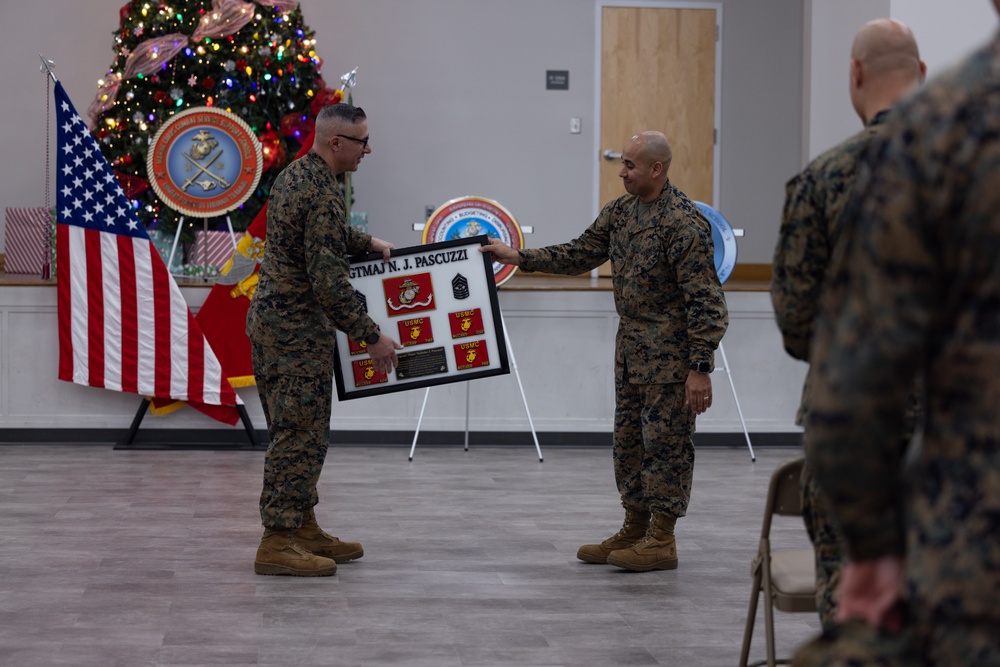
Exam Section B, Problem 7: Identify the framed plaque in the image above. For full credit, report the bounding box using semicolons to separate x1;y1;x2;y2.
333;235;510;400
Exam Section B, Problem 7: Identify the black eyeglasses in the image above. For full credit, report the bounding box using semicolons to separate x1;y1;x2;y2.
336;134;369;150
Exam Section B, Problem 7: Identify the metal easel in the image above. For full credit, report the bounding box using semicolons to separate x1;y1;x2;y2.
410;214;542;461
694;201;755;461
408;311;543;462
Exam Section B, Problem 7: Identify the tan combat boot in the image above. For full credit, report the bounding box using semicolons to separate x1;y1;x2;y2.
576;509;651;564
606;512;678;571
254;529;338;576
293;508;364;563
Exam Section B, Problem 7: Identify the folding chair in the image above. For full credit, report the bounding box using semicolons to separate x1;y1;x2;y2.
739;456;817;667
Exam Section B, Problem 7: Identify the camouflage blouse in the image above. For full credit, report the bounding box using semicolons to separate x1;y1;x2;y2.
519;182;728;385
247;152;377;370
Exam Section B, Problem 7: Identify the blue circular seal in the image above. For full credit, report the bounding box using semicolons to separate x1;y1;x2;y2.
147;107;262;218
695;201;738;284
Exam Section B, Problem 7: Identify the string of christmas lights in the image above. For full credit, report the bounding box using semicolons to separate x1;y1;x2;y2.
90;0;342;238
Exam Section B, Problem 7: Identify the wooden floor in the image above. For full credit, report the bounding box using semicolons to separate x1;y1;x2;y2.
0;443;819;666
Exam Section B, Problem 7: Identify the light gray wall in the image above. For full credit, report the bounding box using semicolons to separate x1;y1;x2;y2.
890;0;997;72
804;0;890;162
0;0;803;265
319;0;805;262
3;2;998;266
803;0;998;160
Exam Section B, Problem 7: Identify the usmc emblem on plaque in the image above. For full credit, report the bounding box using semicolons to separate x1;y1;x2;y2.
147;107;263;218
423;196;524;286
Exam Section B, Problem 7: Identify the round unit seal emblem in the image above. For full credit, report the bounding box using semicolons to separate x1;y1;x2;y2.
423;196;524;286
147;107;263;218
695;201;738;285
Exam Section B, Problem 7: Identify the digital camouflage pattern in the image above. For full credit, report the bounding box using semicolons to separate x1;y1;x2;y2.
247;151;377;530
772;110;891;424
251;340;332;529
614;382;694;517
247;151;378;369
803;35;1000;666
519;182;727;516
772;112;893;630
519;182;727;384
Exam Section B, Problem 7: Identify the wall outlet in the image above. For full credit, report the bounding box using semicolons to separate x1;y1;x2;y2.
570;117;582;134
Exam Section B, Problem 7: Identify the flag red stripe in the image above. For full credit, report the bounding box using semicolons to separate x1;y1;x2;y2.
118;238;139;394
84;229;105;387
53;81;241;423
56;223;73;382
152;257;172;397
187;310;205;403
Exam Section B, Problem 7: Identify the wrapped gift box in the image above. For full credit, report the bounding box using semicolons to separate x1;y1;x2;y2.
147;229;185;273
4;207;53;275
190;229;237;271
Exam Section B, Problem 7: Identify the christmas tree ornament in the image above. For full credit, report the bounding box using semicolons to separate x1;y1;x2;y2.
88;0;347;238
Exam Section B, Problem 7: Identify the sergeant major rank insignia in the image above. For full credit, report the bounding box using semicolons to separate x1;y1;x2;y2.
452;273;470;300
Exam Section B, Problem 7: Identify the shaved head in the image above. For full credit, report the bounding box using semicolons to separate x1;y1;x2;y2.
631;131;673;172
619;131;673;201
848;18;925;123
851;19;922;82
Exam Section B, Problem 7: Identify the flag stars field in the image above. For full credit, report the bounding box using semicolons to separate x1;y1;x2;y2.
53;80;240;416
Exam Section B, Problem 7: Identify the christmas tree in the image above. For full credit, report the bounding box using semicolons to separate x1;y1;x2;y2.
88;0;344;241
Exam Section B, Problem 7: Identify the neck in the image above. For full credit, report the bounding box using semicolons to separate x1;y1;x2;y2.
860;80;918;124
639;180;668;203
310;146;341;174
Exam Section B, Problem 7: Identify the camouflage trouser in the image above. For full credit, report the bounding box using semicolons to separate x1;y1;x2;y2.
613;373;695;518
800;455;841;631
252;342;332;530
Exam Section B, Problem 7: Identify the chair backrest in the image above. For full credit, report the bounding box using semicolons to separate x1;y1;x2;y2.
759;457;804;538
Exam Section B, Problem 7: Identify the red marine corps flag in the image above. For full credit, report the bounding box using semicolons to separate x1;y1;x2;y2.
53;81;241;422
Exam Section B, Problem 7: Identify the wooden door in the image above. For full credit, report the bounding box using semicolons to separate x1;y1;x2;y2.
599;5;718;211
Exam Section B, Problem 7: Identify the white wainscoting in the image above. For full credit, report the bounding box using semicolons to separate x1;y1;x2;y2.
0;284;806;437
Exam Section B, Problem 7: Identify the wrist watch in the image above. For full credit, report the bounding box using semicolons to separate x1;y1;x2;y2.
364;331;381;346
689;361;711;373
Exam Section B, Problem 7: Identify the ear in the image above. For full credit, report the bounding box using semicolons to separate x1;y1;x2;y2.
917;60;927;84
651;160;664;178
850;58;863;89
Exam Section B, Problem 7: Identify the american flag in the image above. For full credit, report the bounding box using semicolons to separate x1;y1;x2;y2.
54;81;241;417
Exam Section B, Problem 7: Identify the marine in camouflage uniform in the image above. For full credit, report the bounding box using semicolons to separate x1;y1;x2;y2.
770;18;925;630
247;103;399;576
482;131;728;571
772;113;892;629
797;23;1000;667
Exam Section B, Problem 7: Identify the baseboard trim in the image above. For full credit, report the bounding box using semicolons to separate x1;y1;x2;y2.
0;428;802;450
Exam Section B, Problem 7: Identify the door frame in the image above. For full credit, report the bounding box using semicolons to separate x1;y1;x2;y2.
593;0;723;217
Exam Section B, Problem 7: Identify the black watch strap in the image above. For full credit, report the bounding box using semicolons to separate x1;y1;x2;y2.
690;361;711;373
365;331;381;345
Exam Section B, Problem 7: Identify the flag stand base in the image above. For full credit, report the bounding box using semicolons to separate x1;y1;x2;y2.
115;399;262;450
